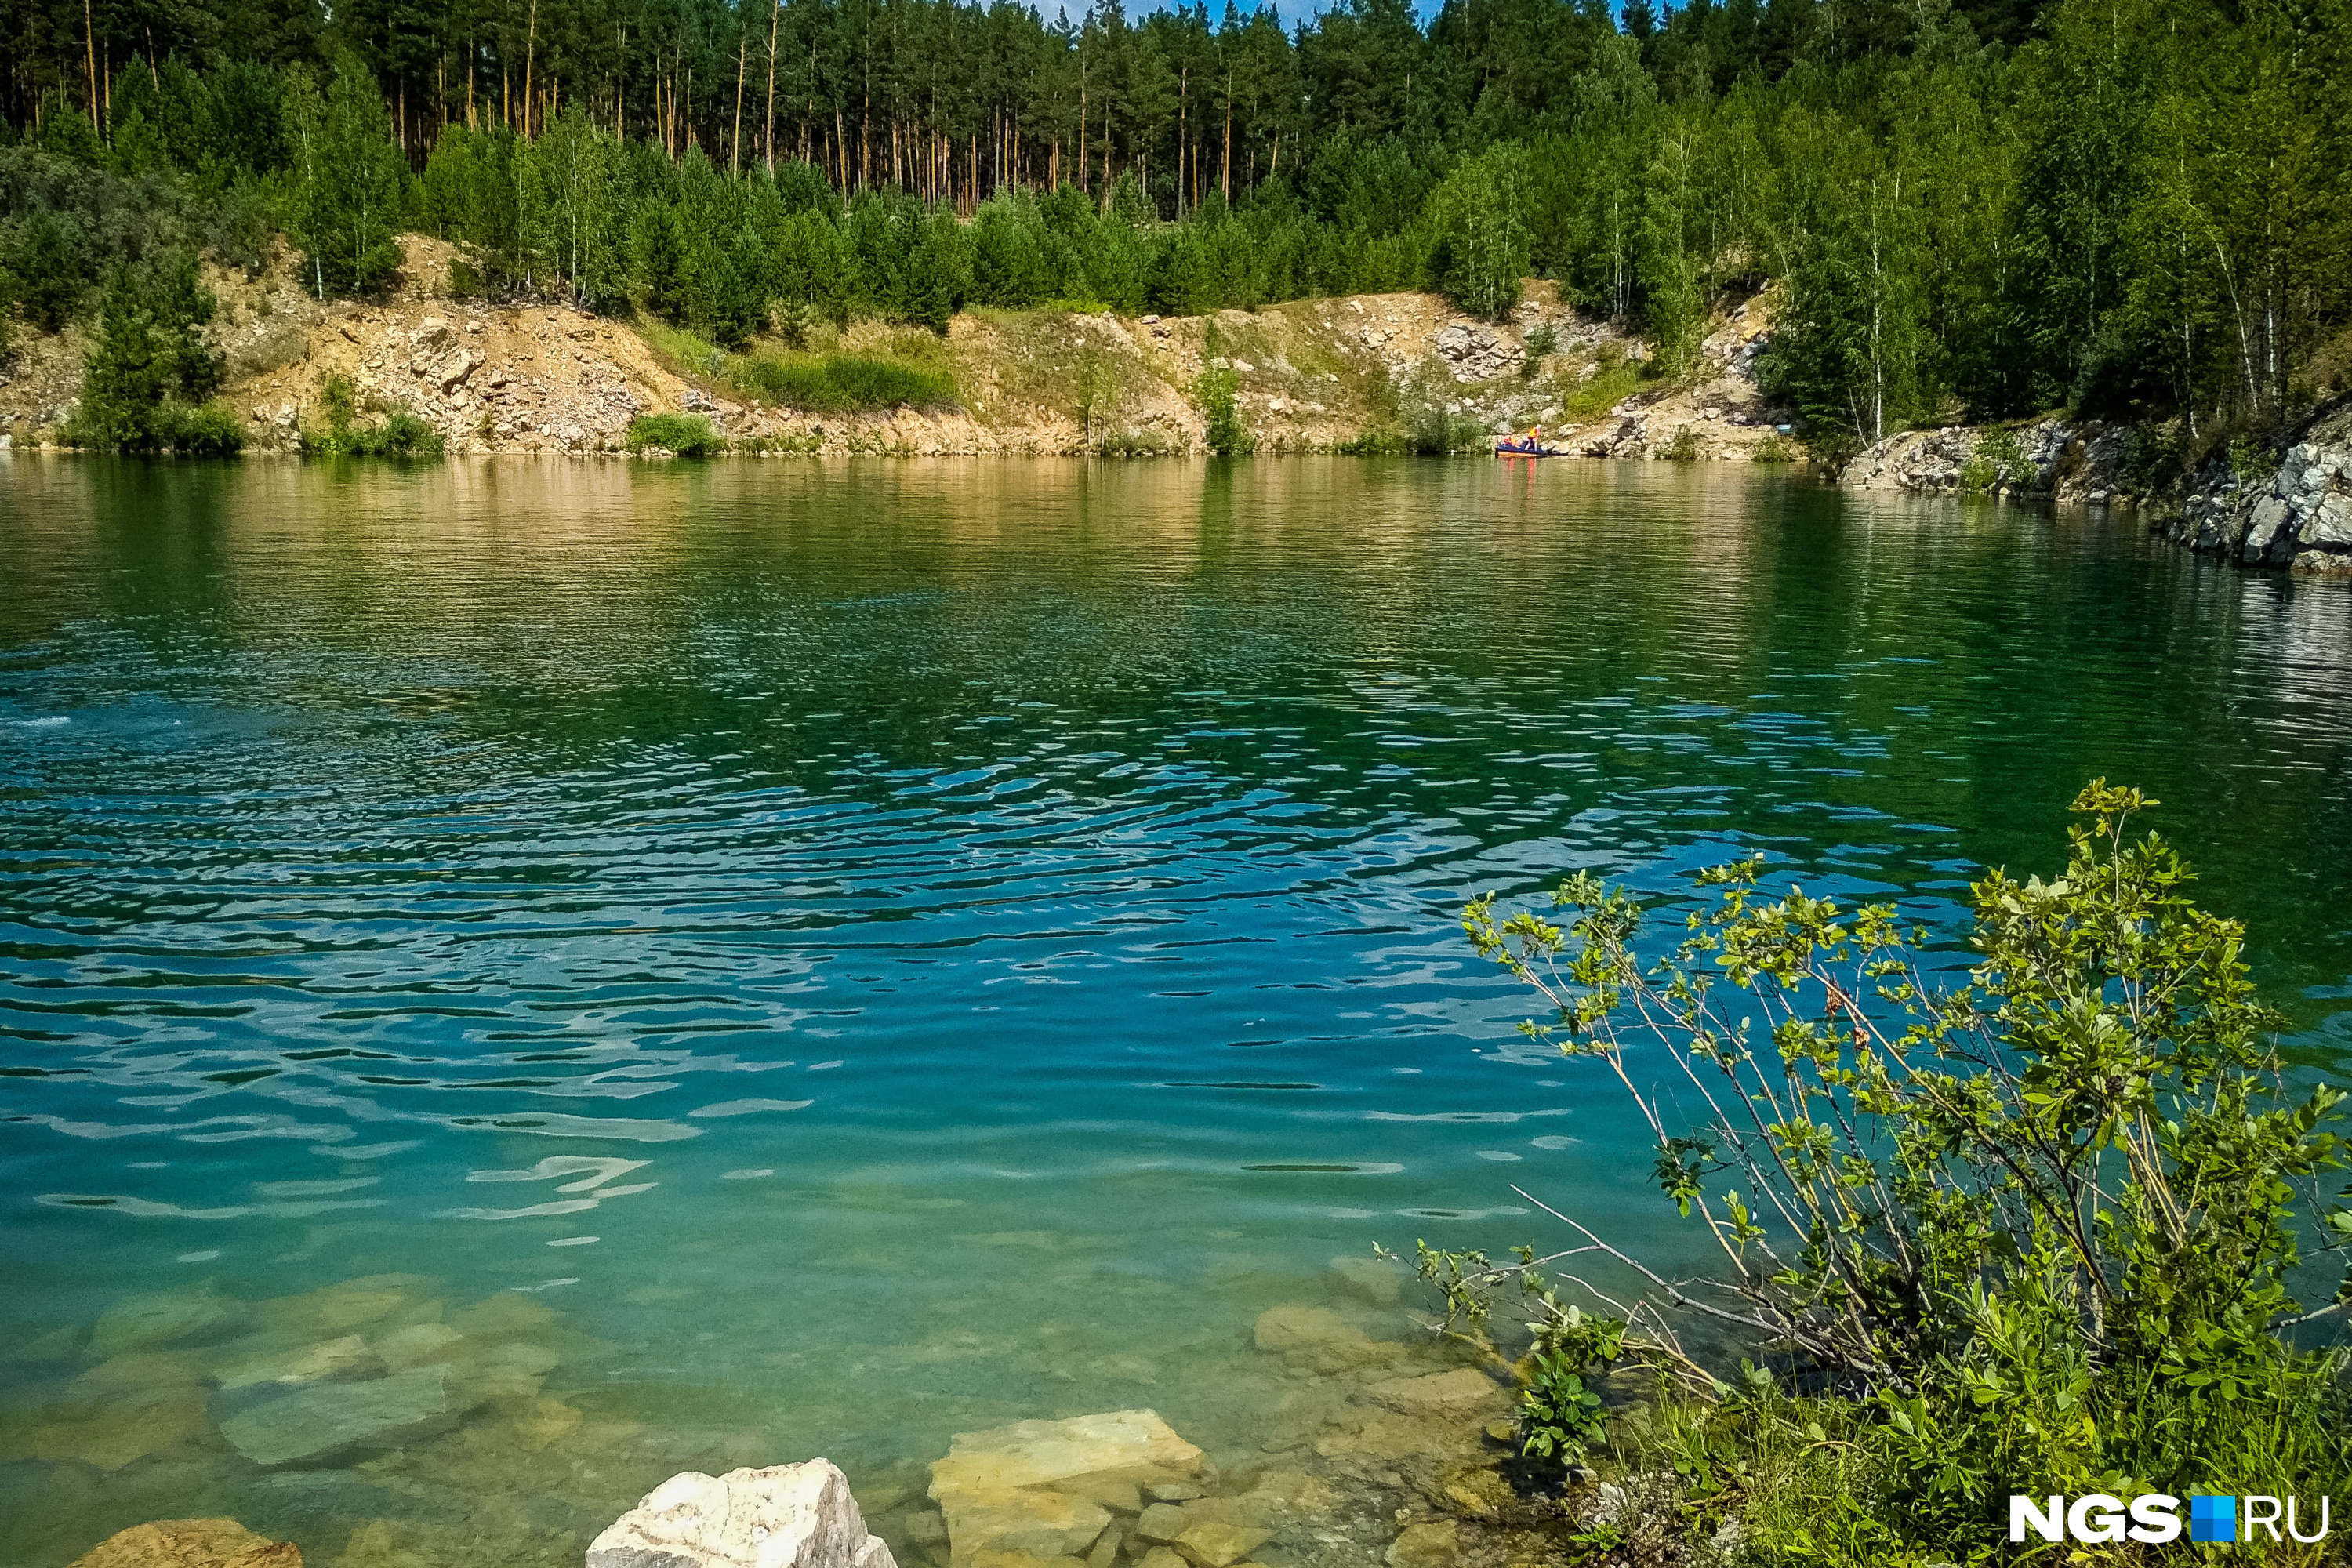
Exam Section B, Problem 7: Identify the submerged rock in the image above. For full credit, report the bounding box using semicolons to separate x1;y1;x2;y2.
929;1411;1206;1568
218;1365;453;1466
215;1334;372;1392
586;1457;898;1568
1250;1307;1404;1376
0;1352;211;1471
89;1290;234;1359
64;1518;299;1568
1383;1522;1455;1568
1323;1255;1406;1307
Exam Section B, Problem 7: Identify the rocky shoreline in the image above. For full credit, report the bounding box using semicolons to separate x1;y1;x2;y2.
2153;397;2352;575
1838;398;2352;578
29;1265;1690;1568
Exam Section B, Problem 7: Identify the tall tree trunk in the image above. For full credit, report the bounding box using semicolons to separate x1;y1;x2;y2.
732;31;746;172
1221;72;1231;199
522;0;539;137
83;0;99;131
764;0;781;170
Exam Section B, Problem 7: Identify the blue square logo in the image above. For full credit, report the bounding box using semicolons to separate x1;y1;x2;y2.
2190;1495;2238;1544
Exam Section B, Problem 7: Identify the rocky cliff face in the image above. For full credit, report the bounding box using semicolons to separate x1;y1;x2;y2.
2154;398;2352;575
1839;419;2136;504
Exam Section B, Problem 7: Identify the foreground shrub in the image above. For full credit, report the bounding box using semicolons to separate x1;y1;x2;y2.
626;412;724;456
1433;782;2351;1563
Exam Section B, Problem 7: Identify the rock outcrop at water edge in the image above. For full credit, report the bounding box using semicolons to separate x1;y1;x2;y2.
587;1458;899;1568
1839;418;2133;503
2155;397;2352;575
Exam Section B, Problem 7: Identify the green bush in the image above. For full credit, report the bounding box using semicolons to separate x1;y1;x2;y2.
729;353;956;414
626;412;725;456
1440;782;2352;1565
1197;324;1254;456
301;374;445;456
164;401;245;455
1962;426;2031;491
1657;425;1702;460
1749;432;1795;463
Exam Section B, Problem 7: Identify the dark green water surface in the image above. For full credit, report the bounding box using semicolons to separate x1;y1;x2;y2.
1;456;2347;1565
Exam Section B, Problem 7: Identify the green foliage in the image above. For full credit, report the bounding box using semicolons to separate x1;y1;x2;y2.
1403;403;1489;455
165;401;246;455
1516;1353;1606;1463
4;207;88;330
1525;321;1557;358
67;250;230;452
1749;433;1795;463
302;373;444;457
3;0;2348;460
1196;324;1253;456
1559;359;1642;423
2115;422;2187;496
1958;427;2030;491
1657;425;1702;460
1425;144;1534;322
729;353;956;413
1454;782;2352;1563
626;412;725;456
283;56;408;297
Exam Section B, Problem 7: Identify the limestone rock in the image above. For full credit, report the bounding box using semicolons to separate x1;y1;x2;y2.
930;1411;1206;1568
1385;1523;1455;1568
216;1335;372;1392
0;1353;210;1471
1131;1506;1189;1544
2307;493;2352;547
218;1365;452;1465
1135;1552;1185;1568
65;1519;299;1568
1172;1523;1270;1568
1324;1255;1405;1307
1365;1370;1504;1414
1250;1306;1399;1374
586;1458;898;1568
430;349;482;394
374;1322;467;1372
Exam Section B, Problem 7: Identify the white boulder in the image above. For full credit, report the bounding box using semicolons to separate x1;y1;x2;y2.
587;1460;898;1568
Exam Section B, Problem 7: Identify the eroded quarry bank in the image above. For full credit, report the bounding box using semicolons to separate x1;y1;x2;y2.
0;238;1789;461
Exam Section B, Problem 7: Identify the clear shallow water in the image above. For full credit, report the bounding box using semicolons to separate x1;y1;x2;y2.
2;456;2348;1566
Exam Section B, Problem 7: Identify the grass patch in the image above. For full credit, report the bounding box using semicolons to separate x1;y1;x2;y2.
729;353;957;414
1559;358;1644;423
626;412;725;456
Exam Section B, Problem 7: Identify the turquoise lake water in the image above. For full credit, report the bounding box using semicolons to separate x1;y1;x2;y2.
2;457;2348;1566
